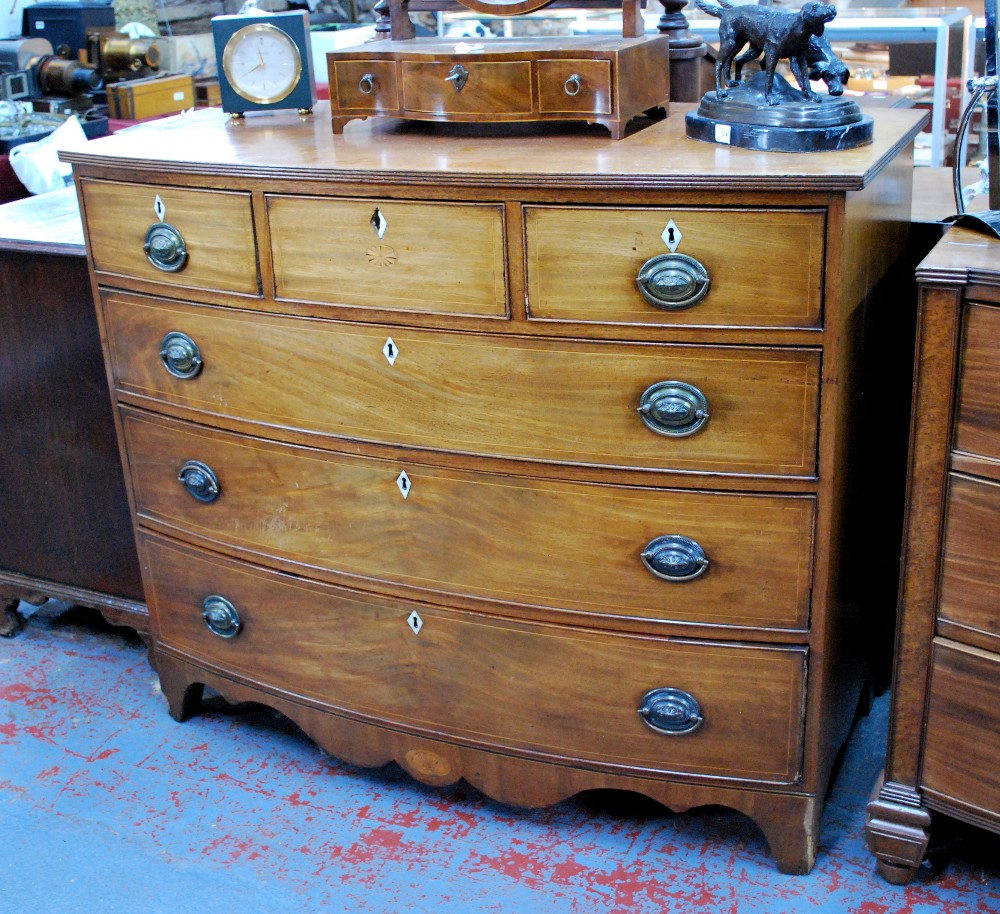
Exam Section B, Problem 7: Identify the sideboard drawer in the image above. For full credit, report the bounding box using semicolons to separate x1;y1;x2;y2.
104;294;821;476
401;60;533;115
955;302;1000;461
143;533;807;784
123;410;815;630
267;194;507;316
922;639;1000;817
80;179;259;295
524;206;825;328
938;472;1000;649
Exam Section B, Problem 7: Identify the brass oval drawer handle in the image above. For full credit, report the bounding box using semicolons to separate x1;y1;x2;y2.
636;253;710;310
564;74;582;96
178;459;220;503
202;594;241;639
637;380;710;437
143;222;188;273
358;73;376;95
445;64;469;92
641;534;710;582
638;687;703;735
159;331;203;379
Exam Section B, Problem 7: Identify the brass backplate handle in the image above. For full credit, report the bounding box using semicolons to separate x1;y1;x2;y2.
143;222;188;272
202;594;242;639
636;252;710;310
637;380;710;437
640;534;710;582
159;331;203;379
638;687;704;735
178;459;220;503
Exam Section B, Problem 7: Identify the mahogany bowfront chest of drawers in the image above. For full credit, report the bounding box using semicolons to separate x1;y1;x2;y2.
65;105;923;874
866;226;1000;882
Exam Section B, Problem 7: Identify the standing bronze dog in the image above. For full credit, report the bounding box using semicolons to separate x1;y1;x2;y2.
696;0;838;106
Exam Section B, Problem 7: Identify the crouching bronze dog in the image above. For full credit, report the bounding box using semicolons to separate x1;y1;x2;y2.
696;0;838;106
733;29;850;96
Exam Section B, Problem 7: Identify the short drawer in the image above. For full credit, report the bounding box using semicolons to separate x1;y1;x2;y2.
104;294;821;477
955;302;1000;462
80;179;259;295
267;195;507;316
124;410;815;630
938;472;1000;651
524;205;825;328
142;532;807;784
922;639;1000;820
537;59;612;114
329;59;399;111
401;60;532;115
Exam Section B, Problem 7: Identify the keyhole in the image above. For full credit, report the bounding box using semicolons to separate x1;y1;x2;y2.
400;476;408;492
667;227;676;244
387;342;394;358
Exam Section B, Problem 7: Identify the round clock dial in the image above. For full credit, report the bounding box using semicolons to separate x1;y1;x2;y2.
223;22;302;105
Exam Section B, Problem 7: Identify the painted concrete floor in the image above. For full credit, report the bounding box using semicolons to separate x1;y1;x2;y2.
1;600;998;914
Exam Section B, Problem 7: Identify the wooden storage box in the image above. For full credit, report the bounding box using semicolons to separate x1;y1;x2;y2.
108;73;195;120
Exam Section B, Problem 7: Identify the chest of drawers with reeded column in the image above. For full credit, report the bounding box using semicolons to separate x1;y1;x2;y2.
866;226;1000;883
65;105;923;874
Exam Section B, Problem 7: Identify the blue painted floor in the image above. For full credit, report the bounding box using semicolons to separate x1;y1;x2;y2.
2;601;998;914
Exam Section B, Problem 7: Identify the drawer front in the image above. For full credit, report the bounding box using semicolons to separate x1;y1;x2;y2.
537;59;612;114
524;206;825;328
143;533;807;783
124;411;815;629
105;295;821;477
330;59;399;111
922;639;1000;818
955;302;1000;462
81;180;259;295
939;472;1000;649
267;195;507;316
401;60;532;115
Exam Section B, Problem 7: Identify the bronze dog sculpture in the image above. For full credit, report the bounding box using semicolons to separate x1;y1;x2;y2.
733;27;850;96
696;0;838;106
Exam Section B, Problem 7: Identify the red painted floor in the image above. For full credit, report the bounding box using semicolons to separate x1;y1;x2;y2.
2;600;998;913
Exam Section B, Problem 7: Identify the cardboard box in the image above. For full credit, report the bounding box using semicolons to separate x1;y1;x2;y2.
108;72;195;120
153;33;217;79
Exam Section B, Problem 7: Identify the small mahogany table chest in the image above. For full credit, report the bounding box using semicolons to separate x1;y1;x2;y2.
866;225;1000;883
65;105;923;873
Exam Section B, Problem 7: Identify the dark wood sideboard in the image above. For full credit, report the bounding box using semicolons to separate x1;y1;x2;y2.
63;103;924;873
0;189;145;636
867;224;1000;883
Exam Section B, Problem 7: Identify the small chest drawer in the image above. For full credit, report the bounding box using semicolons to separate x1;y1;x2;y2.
143;532;807;784
955;302;1000;461
524;206;825;328
124;410;815;630
104;294;821;477
330;59;399;112
81;180;259;296
401;60;533;115
922;639;1000;817
537;59;612;114
267;195;507;316
939;472;1000;650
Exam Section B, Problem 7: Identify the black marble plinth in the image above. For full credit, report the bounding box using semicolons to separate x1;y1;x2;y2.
685;71;873;152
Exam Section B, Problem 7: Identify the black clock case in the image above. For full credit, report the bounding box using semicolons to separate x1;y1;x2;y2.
211;10;317;115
